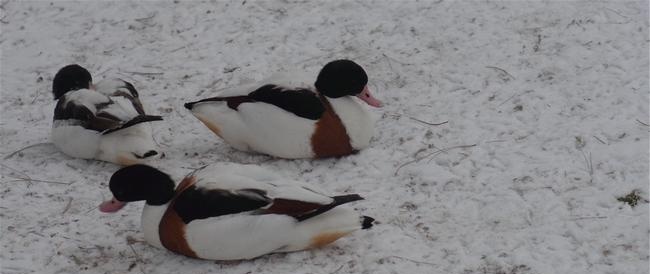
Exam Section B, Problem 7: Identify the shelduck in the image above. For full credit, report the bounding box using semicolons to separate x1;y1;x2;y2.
184;59;382;158
51;64;162;165
99;163;374;260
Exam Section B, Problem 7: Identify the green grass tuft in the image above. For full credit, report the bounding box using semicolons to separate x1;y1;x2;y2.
617;190;646;207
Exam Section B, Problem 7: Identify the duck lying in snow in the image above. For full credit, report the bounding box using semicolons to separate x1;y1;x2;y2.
51;64;162;165
184;59;382;159
99;163;374;260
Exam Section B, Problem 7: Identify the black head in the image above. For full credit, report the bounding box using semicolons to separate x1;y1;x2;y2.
314;59;368;98
52;64;92;100
109;164;175;205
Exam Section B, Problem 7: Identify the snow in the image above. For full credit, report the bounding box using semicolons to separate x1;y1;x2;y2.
1;1;648;273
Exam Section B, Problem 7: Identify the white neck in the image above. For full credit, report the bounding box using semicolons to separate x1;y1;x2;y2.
141;203;168;249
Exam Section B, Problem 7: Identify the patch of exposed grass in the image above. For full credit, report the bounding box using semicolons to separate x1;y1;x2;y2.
617;190;646;207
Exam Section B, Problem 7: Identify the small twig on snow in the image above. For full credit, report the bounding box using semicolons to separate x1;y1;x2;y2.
134;12;157;22
31;89;42;104
83;205;99;215
409;117;448;126
395;144;477;175
497;93;518;106
170;45;187;53
572;216;607;220
128;244;142;262
486;66;515;80
580;150;594;183
121;70;164;76
592;135;607;145
62;197;73;214
636;119;649;127
387;255;437;267
3;142;51;159
5;177;71;185
603;7;629;19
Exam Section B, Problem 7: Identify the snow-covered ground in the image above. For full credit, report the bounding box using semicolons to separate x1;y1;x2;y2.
1;1;648;273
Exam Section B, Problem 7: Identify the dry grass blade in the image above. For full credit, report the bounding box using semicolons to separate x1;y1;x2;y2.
486;66;515;80
1;162;71;185
5;178;71;185
3;142;51;159
593;135;607;145
62;197;73;214
409;117;448;126
121;70;164;76
394;144;477;175
387;255;437;267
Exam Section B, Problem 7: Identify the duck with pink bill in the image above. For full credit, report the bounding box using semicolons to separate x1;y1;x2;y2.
184;59;382;159
99;163;374;260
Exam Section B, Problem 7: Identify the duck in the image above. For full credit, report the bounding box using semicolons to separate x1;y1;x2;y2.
51;64;162;165
99;163;375;260
183;59;382;159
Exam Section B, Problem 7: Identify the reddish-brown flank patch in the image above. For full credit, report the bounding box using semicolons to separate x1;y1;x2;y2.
196;115;223;138
116;155;139;166
159;176;199;258
311;96;353;158
309;231;350;248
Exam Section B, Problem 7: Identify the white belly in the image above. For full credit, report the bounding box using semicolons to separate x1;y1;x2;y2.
51;123;100;159
96;123;158;165
191;102;316;158
51;121;158;165
184;214;298;260
141;202;364;260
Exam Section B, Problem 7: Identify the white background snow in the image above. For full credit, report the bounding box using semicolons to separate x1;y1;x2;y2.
1;1;648;273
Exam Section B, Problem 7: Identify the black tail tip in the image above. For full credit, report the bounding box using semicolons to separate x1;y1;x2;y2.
142;150;158;158
134;150;158;159
184;102;194;110
361;216;375;229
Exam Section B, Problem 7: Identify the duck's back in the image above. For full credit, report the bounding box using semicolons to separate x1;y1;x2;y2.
147;163;369;260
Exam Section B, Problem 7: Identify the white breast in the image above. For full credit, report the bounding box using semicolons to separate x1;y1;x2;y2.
141;204;167;249
327;97;375;150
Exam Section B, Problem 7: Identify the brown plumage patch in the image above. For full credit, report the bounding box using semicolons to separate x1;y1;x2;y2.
309;231;350;248
311;96;353;158
265;198;323;217
159;176;199;258
116;155;139;166
196;115;223;138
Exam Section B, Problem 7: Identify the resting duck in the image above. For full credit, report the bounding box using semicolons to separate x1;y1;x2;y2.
184;59;382;159
51;64;162;165
99;163;374;260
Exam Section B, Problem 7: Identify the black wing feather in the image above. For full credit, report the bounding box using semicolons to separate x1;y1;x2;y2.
173;185;364;224
173;186;272;224
184;85;325;120
248;85;325;120
54;95;162;134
